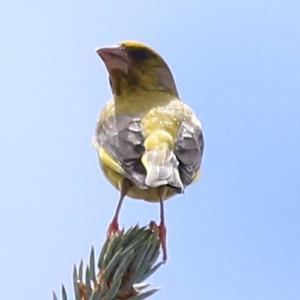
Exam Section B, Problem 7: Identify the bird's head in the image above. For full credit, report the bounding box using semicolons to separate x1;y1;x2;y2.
96;41;178;97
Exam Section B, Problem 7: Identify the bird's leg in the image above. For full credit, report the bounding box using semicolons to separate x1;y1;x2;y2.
158;187;168;262
107;179;130;237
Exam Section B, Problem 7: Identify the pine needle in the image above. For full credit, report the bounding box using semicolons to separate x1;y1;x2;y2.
54;224;163;300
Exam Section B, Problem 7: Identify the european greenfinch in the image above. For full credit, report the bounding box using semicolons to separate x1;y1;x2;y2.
93;41;204;260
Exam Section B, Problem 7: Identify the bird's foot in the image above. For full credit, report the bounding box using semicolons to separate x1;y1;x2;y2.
107;219;121;238
149;221;167;261
159;223;167;262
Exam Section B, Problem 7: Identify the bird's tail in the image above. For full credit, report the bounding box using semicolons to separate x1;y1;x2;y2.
141;130;183;192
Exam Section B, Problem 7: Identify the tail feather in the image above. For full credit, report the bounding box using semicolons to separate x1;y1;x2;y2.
142;148;184;192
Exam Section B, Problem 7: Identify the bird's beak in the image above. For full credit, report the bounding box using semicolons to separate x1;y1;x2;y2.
95;45;130;74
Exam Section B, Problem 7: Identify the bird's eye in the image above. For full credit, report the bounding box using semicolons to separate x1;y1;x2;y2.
130;49;150;62
121;45;126;51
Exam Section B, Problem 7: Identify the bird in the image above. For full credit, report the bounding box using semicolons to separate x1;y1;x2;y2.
93;41;204;261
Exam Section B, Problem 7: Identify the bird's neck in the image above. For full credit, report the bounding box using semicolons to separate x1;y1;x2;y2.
113;91;177;116
109;69;178;98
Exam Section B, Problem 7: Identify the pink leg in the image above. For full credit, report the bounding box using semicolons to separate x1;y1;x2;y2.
107;180;130;237
158;188;167;262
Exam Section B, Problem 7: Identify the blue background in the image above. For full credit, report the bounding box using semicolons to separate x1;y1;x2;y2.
0;1;299;299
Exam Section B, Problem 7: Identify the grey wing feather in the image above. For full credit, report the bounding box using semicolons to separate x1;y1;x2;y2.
175;120;204;186
95;115;146;188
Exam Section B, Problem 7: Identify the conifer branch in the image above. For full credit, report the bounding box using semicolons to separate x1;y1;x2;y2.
53;224;163;300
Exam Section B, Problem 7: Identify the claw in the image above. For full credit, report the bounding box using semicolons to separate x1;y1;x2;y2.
107;218;120;237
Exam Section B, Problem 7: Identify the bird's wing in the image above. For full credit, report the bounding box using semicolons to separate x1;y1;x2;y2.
95;114;146;188
175;118;204;186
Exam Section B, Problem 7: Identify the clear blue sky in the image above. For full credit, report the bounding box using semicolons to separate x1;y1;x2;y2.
0;1;299;299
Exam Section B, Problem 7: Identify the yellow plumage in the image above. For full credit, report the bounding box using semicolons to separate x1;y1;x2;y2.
95;94;199;201
93;41;204;260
